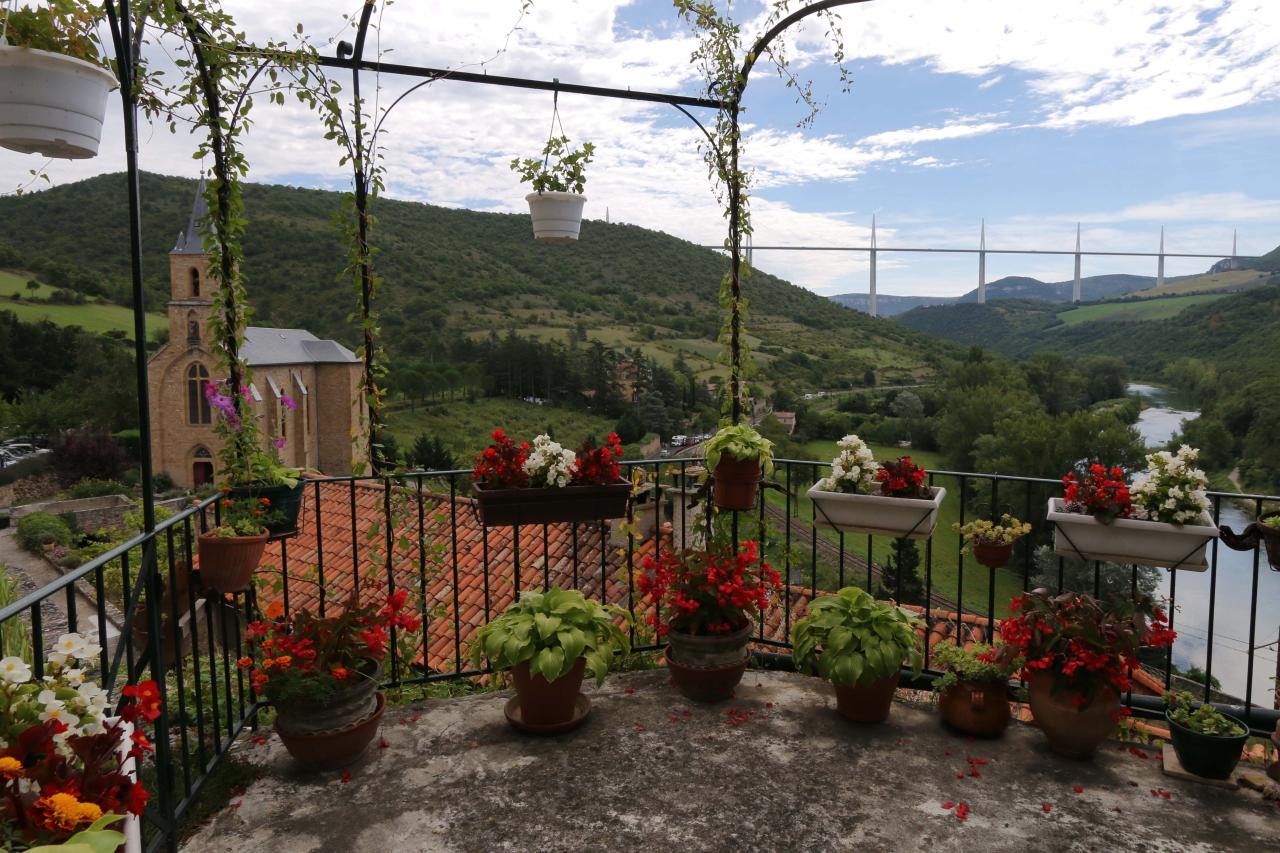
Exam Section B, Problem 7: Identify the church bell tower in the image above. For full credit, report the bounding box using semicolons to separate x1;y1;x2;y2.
168;178;214;350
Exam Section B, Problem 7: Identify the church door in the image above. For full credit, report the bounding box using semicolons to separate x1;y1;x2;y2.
193;461;213;487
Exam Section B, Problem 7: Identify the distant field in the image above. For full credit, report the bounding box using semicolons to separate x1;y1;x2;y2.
0;269;166;336
1132;269;1269;297
383;397;621;462
0;270;55;299
1055;293;1226;327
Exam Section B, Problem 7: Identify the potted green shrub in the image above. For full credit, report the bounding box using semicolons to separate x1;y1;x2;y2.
242;589;419;769
471;587;631;732
197;491;278;594
791;586;923;723
511;134;595;242
932;641;1020;738
955;514;1032;570
1164;690;1250;780
638;540;780;702
807;436;946;539
704;423;773;511
0;2;117;159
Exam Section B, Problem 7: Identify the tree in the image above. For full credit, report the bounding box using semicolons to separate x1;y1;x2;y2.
1081;356;1128;404
1022;351;1087;416
1028;545;1160;605
25;279;39;297
408;433;455;472
876;539;926;606
51;431;129;485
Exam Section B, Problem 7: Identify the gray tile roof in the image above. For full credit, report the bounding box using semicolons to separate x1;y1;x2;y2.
242;327;358;366
171;177;210;255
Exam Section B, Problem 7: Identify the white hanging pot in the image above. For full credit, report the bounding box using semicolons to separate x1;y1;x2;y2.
0;44;117;159
1046;497;1219;570
808;480;947;540
525;191;586;242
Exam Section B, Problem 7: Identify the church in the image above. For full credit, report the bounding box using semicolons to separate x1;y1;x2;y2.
148;181;368;489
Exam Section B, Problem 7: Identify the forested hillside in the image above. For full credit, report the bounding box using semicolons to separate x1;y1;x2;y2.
0;172;955;390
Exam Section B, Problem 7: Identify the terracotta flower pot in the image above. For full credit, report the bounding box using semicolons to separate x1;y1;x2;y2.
971;541;1014;570
939;679;1011;737
276;691;385;771
197;530;268;593
666;623;752;702
712;456;762;511
510;656;587;727
834;670;901;723
1028;673;1119;759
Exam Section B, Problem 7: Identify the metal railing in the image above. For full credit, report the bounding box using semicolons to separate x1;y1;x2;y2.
3;459;1277;849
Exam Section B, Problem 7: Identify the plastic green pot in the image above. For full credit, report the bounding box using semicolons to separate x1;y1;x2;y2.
1165;710;1249;780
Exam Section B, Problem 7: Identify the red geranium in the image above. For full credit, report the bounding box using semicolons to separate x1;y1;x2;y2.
638;541;781;637
473;428;529;489
1062;463;1132;523
999;590;1175;709
876;456;928;498
573;433;624;486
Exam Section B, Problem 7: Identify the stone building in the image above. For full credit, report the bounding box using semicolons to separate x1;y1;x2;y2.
148;181;367;489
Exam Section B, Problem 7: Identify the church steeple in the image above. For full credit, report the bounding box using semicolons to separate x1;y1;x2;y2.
167;178;213;349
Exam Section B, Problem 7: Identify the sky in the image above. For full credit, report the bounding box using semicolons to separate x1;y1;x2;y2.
3;0;1280;297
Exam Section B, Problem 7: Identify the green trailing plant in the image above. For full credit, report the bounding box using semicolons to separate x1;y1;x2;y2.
704;422;773;474
1165;690;1246;737
791;586;923;687
511;135;595;194
932;641;1021;693
1261;515;1280;530
470;587;631;686
0;1;102;61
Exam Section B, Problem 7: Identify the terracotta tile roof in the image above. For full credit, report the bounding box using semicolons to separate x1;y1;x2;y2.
249;480;1158;700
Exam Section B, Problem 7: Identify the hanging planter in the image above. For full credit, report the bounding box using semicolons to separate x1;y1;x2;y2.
472;430;630;526
955;514;1032;570
196;493;278;593
807;437;944;539
1220;511;1280;573
704;423;773;511
511;125;594;243
230;478;306;537
1047;498;1217;570
0;43;115;160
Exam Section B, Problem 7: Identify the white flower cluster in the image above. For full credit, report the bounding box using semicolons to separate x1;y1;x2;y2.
819;434;878;494
523;433;578;488
1131;445;1211;526
1;634;110;758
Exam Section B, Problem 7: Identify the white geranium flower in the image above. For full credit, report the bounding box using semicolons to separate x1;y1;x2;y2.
0;656;31;684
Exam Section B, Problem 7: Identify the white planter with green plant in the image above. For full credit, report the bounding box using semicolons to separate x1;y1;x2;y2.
0;3;117;160
512;135;594;242
704;422;774;510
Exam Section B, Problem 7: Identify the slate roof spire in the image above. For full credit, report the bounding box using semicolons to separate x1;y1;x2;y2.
171;176;209;255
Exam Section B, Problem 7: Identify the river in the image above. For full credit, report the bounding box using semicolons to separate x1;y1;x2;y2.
1127;383;1280;706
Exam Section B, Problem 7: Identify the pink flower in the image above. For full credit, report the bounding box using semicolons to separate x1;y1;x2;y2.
281;394;297;411
273;436;286;450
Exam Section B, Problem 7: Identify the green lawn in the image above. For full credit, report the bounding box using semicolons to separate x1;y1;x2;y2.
0;269;166;336
0;270;56;298
1055;294;1227;327
384;398;621;462
767;440;1025;617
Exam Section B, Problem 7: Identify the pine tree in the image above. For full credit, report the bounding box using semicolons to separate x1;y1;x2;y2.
875;538;926;606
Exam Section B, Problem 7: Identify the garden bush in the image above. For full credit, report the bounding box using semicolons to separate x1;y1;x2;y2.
62;478;130;499
15;512;74;553
51;431;129;484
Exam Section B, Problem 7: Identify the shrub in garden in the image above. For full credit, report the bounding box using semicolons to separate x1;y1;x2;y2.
15;512;74;553
51;431;129;485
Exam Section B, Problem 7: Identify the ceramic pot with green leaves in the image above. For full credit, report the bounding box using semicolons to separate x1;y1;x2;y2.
0;2;117;159
955;514;1032;570
932;641;1020;738
511;135;595;242
792;586;922;723
704;423;774;511
471;587;631;730
1164;690;1249;780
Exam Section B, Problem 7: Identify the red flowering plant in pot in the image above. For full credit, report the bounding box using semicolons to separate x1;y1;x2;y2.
197;489;283;595
471;429;630;526
638;540;781;702
1;633;160;853
997;589;1175;759
240;585;421;771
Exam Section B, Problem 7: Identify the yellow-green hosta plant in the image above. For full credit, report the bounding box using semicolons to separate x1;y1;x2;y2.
791;587;922;687
470;588;632;686
954;514;1032;552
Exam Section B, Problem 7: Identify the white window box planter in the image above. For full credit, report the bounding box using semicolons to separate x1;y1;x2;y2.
807;480;946;540
1046;497;1219;571
0;45;117;160
525;191;585;242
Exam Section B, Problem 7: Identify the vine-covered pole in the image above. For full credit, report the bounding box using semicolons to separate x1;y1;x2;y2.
350;0;381;472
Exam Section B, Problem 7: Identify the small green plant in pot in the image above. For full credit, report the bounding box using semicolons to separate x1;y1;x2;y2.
471;587;630;732
933;641;1021;738
955;514;1032;570
1164;690;1249;780
512;134;595;242
704;423;774;511
792;586;922;723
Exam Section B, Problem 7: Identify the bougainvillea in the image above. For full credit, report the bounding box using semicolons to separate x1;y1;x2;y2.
876;456;928;498
637;541;781;637
998;590;1175;709
242;586;421;709
1062;464;1133;523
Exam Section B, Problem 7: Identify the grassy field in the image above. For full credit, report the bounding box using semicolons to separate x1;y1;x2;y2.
1055;293;1227;327
1132;269;1270;297
383;398;621;462
1;270;166;336
763;440;1026;617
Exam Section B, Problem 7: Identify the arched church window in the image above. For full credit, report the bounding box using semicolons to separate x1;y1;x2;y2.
187;364;211;424
190;267;201;298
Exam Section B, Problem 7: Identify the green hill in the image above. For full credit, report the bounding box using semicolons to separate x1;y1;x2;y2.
1055;293;1229;326
894;299;1064;357
0;173;956;391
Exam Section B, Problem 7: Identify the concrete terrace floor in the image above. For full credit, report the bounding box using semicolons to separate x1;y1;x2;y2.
182;670;1279;853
